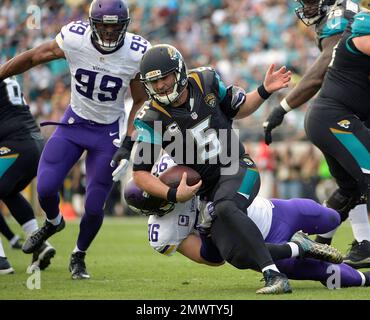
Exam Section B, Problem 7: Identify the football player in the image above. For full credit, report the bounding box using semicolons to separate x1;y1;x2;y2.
131;44;293;294
124;155;368;290
305;10;370;266
0;77;55;271
0;0;150;279
263;0;370;268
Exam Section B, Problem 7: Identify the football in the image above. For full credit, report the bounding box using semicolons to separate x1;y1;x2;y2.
159;165;201;188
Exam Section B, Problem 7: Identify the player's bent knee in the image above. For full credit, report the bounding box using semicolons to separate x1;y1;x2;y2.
326;188;362;222
214;200;237;218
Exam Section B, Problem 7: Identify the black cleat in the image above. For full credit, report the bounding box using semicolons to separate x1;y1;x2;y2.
0;257;14;275
22;218;65;254
69;252;90;280
29;242;56;271
256;270;292;294
343;240;370;269
292;231;343;264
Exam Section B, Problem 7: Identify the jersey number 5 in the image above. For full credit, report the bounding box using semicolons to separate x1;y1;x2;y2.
189;117;222;161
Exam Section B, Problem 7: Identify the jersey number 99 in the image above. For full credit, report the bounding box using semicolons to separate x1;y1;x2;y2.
75;68;123;102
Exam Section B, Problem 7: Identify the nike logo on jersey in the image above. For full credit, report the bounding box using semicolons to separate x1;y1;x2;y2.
109;131;119;136
329;22;341;29
237;191;250;200
356;17;365;21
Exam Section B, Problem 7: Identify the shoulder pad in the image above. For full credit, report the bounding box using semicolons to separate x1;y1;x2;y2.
125;32;152;62
135;101;162;122
351;12;370;35
320;11;349;39
56;21;90;52
134;103;163;145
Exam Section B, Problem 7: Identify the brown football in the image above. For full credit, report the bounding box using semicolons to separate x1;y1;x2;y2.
159;165;201;188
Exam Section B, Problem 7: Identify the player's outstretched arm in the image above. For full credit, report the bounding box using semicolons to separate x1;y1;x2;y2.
234;64;291;119
263;35;340;145
0;40;65;81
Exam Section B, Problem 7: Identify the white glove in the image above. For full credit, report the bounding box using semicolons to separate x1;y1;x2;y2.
112;159;129;182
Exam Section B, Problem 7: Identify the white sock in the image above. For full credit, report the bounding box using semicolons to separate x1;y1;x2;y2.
47;214;62;226
262;264;279;273
73;246;85;253
22;219;39;236
318;228;338;239
9;235;20;246
287;242;300;258
349;204;370;242
358;271;366;287
0;238;5;257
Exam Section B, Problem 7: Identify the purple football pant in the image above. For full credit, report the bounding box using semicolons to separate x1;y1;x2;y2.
268;199;365;287
37;107;119;251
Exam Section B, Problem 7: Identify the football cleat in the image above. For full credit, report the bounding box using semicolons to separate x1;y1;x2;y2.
0;256;14;275
22;218;65;254
29;242;56;271
256;270;292;294
292;231;343;264
343;240;370;269
69;252;90;280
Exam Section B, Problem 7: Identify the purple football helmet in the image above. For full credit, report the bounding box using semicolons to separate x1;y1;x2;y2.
124;179;175;217
89;0;130;51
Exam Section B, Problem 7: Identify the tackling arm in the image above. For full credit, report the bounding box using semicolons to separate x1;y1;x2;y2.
0;40;65;80
177;234;225;266
133;170;171;200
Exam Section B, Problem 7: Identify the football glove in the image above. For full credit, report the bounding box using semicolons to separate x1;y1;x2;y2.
110;136;134;182
263;105;287;145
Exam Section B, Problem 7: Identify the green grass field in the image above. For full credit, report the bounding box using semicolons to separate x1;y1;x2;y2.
0;216;369;300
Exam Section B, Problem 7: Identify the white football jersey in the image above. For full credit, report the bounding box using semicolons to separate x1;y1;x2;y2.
147;153;274;255
148;197;197;256
246;196;273;240
55;21;150;124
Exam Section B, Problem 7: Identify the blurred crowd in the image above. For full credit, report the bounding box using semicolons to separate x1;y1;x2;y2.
0;0;333;216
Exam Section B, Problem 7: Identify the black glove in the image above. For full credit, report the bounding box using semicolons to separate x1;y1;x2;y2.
263;105;287;145
110;136;135;182
110;136;134;167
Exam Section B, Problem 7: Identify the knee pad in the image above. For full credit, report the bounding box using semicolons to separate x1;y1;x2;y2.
326;188;362;222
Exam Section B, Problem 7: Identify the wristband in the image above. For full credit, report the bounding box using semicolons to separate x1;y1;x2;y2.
121;135;135;150
280;98;293;113
167;187;177;203
257;84;271;99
